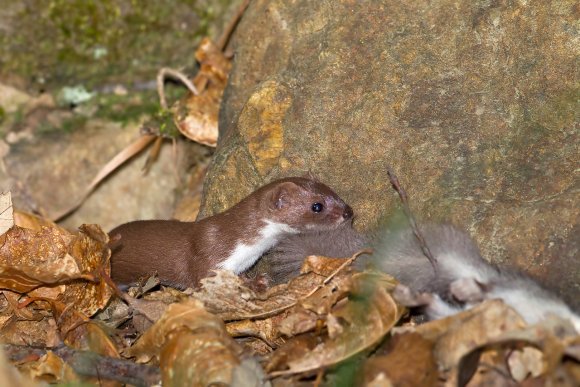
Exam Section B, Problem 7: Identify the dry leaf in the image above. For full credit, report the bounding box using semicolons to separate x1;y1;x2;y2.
28;350;79;384
0;318;58;347
126;298;243;386
0;221;113;354
393;300;580;385
173;38;231;147
13;210;66;232
0;192;13;235
193;254;359;322
0;348;40;387
268;272;404;377
0;226;79;292
464;316;580;386
508;347;544;382
361;332;438;386
0;224;111;304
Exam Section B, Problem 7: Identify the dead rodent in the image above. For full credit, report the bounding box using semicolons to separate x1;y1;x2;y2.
109;177;354;289
261;223;580;330
373;224;580;330
246;223;368;285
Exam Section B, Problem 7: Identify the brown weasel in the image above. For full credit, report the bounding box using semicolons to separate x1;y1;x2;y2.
109;177;353;289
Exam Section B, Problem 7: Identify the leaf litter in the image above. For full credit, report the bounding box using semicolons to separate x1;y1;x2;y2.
0;201;577;386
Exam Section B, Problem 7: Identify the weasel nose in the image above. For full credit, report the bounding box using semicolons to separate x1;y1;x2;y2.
342;205;353;220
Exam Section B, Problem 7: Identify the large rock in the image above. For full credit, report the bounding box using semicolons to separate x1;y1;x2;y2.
199;0;579;307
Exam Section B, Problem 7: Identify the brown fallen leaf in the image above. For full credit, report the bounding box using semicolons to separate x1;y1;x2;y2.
0;221;114;356
172;44;227;147
126;298;243;386
0;192;13;235
0;226;80;292
267;271;404;377
194;251;368;322
192;270;268;319
0;318;58;348
0;224;111;303
361;332;438;386
0;348;40;387
13;210;67;233
393;300;580;386
168;0;250;147
26;350;79;384
462;316;580;386
58;224;113;317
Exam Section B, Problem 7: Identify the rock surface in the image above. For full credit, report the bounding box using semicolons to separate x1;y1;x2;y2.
2;115;208;232
199;0;579;307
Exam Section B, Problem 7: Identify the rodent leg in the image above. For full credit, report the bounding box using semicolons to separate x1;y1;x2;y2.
393;284;435;307
393;284;465;320
450;278;487;303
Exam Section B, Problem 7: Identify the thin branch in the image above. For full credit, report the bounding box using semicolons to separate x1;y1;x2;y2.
386;167;438;274
3;344;161;387
234;249;372;321
216;0;251;51
156;67;199;110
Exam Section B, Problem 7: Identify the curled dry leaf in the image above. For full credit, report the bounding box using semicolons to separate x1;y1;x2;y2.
394;300;580;386
58;224;113;317
464;316;580;386
267;271;404;377
0;222;113;352
193;270;268;319
431;300;527;371
173;38;232;147
0;226;79;292
0;318;59;348
126;298;243;386
190;254;361;351
0;223;112;310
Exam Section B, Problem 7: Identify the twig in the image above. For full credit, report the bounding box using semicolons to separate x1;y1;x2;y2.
2;344;161;387
386;167;438;273
51;134;157;222
234;249;372;321
216;0;251;51
156;67;199;110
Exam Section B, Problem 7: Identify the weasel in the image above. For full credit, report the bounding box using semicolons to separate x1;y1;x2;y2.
109;177;354;289
261;223;580;331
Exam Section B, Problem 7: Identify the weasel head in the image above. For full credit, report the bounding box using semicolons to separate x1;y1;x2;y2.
261;177;354;233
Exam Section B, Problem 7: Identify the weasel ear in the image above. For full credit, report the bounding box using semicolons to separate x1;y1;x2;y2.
302;170;318;181
268;182;295;210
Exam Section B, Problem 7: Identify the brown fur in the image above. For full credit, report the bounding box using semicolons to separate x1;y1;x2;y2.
109;177;353;289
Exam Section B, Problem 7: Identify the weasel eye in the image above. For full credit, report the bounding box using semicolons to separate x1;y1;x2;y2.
311;202;324;213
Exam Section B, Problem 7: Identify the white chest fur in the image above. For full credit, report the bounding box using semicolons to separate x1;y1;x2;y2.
217;220;298;274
